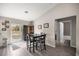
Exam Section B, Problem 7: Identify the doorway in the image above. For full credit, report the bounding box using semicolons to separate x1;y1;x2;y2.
11;24;21;43
55;16;76;48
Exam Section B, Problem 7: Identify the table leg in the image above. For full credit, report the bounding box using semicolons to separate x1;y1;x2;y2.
33;41;35;52
36;41;38;50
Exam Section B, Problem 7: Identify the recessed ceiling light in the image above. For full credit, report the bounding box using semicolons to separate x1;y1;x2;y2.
24;11;28;13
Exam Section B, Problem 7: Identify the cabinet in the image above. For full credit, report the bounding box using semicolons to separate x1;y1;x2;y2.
23;25;34;41
28;26;34;34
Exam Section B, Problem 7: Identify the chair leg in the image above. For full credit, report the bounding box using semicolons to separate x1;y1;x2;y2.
33;42;35;53
36;42;38;50
40;43;42;51
27;42;28;50
43;41;46;50
44;43;46;50
27;45;28;50
29;42;31;52
29;47;31;52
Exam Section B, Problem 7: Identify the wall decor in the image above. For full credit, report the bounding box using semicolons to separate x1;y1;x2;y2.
2;22;5;25
1;20;10;31
5;25;9;28
38;25;42;29
2;28;6;31
5;20;9;23
5;20;10;28
43;23;49;28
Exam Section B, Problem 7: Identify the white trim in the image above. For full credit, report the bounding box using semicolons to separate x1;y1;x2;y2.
62;20;72;23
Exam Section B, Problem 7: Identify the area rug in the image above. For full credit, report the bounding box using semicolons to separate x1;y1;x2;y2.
12;44;20;50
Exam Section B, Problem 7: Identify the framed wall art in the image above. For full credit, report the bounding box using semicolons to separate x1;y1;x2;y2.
43;23;49;28
2;28;6;31
5;25;9;28
38;25;42;29
5;20;9;23
2;22;5;25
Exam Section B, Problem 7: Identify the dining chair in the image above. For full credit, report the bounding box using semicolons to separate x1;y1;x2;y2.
26;33;30;50
26;34;36;52
36;34;46;51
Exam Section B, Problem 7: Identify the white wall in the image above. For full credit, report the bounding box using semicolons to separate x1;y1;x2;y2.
71;18;76;48
34;4;79;55
0;16;11;45
76;15;79;55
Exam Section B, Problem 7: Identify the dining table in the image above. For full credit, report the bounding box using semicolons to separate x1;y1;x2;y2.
30;33;45;52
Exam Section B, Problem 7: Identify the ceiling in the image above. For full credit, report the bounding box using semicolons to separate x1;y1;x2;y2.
0;3;58;21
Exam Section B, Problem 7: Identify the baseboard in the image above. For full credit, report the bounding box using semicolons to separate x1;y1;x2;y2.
46;43;55;48
76;53;79;56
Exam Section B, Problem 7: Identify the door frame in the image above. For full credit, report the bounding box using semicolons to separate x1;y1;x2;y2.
55;16;76;47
